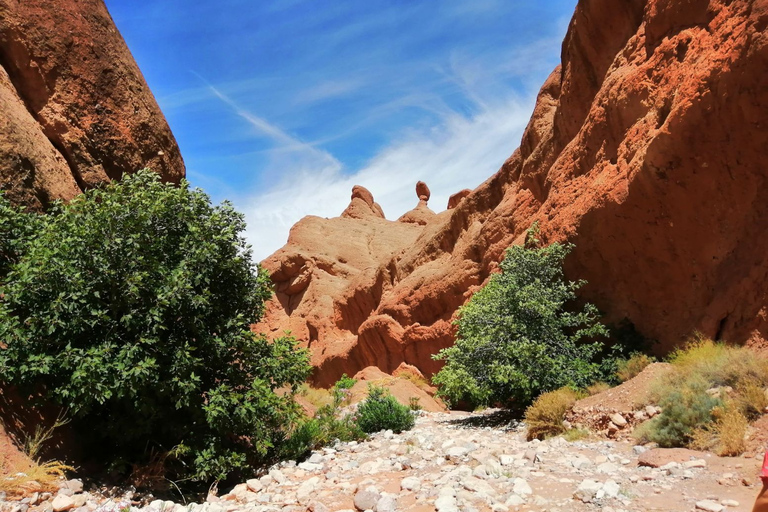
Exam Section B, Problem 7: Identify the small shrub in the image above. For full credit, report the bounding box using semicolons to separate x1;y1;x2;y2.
689;404;748;456
0;415;72;497
640;337;768;451
616;353;655;382
433;223;609;409
281;376;365;461
408;397;423;411
335;374;357;391
714;406;748;456
356;385;415;434
636;379;721;447
734;378;768;420
586;382;611;396
524;387;581;441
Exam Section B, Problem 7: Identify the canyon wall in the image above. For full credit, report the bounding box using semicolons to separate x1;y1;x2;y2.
258;0;768;387
0;0;184;209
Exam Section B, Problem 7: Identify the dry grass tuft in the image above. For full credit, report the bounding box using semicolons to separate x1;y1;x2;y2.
525;387;581;441
586;382;611;396
734;378;768;420
297;384;333;410
563;427;591;442
0;460;72;496
714;406;749;456
689;404;748;456
617;353;655;382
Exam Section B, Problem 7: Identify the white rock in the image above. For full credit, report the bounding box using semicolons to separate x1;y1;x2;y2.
610;413;628;428
505;494;525;506
574;480;602;503
400;476;421;492
684;459;707;469
375;495;397;512
445;446;470;459
602;479;620;498
268;469;287;484
353;489;380;511
695;500;724;512
721;500;739;507
512;478;532;496
52;496;75;512
297;477;320;503
434;495;459;512
245;479;263;493
597;462;619;474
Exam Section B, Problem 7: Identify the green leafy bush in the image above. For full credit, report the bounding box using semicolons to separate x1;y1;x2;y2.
281;377;365;460
0;170;310;482
635;378;720;447
335;373;357;391
432;224;608;408
356;385;415;434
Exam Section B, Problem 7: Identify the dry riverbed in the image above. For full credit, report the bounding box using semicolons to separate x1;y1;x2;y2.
2;410;763;512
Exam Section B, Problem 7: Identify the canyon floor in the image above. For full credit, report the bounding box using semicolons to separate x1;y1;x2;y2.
9;409;764;512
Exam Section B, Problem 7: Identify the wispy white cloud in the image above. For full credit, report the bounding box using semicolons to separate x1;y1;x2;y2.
236;91;536;261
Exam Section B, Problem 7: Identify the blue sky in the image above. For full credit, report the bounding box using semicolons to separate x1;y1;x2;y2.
104;0;576;259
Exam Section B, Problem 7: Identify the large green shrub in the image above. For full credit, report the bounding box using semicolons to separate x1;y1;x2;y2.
432;224;608;408
356;385;415;434
0;170;310;482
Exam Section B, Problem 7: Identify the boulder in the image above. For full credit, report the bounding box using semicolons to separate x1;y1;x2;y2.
0;0;184;210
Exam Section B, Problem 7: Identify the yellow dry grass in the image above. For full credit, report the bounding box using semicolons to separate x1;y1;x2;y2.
0;459;71;496
616;353;655;382
525;387;581;441
586;382;611;396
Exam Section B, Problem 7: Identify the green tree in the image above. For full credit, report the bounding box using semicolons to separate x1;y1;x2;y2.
432;224;608;409
0;170;310;482
0;194;42;277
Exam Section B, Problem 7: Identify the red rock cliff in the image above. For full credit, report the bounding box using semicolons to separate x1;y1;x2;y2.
258;0;768;387
0;0;185;209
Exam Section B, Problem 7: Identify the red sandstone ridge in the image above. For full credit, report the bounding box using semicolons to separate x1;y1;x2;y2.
258;0;768;387
0;0;185;209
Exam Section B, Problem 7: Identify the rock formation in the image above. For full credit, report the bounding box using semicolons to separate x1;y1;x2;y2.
397;182;436;226
0;0;185;209
258;0;768;386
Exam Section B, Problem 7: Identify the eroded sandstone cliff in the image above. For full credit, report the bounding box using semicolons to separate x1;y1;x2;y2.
258;0;768;387
0;0;184;209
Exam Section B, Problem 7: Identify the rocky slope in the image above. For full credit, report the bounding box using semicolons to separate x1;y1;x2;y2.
258;0;768;386
0;0;185;209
